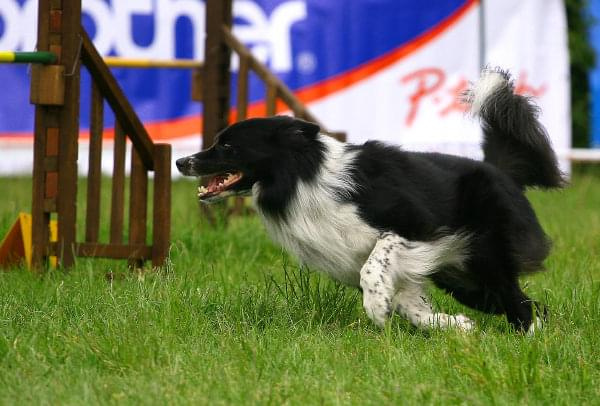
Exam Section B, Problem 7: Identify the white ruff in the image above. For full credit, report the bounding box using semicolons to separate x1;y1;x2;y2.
253;135;379;287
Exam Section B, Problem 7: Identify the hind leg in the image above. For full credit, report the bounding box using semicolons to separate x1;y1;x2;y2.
502;285;547;334
393;282;475;331
444;280;543;333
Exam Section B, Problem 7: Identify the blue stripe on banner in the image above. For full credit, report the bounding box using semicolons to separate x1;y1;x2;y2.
589;0;600;147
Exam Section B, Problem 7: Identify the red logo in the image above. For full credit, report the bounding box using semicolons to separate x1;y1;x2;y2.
400;68;547;127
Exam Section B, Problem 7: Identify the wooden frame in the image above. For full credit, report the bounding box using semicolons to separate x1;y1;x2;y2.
29;1;171;269
27;0;339;269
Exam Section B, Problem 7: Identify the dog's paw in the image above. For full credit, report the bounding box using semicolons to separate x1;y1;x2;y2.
426;313;475;331
527;316;544;336
362;296;391;328
451;314;475;331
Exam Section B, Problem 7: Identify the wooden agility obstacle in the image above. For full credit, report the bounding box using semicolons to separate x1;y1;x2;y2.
2;0;342;270
20;0;172;269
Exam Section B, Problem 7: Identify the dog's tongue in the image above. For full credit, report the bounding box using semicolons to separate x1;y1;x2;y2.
206;175;227;193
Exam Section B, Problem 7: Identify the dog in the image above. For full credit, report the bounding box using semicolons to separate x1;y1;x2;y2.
176;68;563;333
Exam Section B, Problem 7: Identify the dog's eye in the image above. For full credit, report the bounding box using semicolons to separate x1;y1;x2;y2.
216;143;236;154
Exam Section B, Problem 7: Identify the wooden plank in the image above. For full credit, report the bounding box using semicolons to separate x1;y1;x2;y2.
49;10;62;33
191;67;203;102
30;0;52;268
55;1;81;267
266;81;277;116
32;106;50;267
152;144;171;267
43;199;57;213
75;243;152;259
49;44;61;62
46;128;59;155
31;0;80;268
202;0;233;149
129;147;148;268
110;122;126;244
45;172;58;198
236;55;249;121
43;156;58;171
80;29;154;169
30;65;65;105
85;81;103;243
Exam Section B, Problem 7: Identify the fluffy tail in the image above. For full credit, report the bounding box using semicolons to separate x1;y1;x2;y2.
465;68;564;189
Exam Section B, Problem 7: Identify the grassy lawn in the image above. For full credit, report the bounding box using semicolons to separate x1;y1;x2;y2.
0;172;599;405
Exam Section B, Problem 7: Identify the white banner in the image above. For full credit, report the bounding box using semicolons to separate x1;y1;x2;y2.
310;0;571;172
0;0;570;176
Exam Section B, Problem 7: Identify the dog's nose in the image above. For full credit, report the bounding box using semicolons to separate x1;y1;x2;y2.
175;157;189;172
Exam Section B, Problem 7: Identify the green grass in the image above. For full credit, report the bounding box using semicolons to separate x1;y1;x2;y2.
0;172;599;405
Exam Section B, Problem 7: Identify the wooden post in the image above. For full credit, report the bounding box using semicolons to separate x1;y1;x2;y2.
129;148;148;268
266;81;277;116
236;55;249;121
202;0;233;150
152;144;172;267
31;0;81;268
110;122;126;244
85;81;103;243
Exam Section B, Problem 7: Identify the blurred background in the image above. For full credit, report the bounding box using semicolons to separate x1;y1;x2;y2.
0;0;598;175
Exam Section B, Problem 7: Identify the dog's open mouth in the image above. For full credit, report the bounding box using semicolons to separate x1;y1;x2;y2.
197;172;243;200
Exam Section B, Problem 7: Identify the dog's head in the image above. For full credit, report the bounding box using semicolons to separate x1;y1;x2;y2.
176;116;321;203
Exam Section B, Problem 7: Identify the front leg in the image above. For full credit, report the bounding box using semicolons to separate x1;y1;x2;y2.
359;236;398;328
360;231;474;330
393;283;474;331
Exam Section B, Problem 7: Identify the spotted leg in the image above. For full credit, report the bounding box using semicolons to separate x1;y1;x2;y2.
360;231;473;330
393;282;474;331
359;247;396;328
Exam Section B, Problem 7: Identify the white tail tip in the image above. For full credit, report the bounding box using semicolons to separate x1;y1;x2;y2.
467;68;510;116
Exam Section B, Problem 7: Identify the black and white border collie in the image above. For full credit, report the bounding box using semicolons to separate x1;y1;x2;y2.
177;68;563;333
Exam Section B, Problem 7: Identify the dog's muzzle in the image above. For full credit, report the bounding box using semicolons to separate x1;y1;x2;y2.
176;157;196;176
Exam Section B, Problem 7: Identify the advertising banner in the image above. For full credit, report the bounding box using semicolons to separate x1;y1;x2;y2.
0;0;571;175
589;0;600;148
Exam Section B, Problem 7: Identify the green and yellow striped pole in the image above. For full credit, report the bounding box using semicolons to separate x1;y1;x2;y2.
0;51;57;64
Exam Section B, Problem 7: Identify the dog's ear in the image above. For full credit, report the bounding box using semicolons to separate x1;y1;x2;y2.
280;117;321;140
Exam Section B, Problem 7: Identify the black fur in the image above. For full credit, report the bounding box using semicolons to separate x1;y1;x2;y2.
476;69;564;189
176;70;561;332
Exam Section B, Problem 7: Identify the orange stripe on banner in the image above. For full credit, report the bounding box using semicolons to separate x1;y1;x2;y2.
0;0;477;143
1;116;204;143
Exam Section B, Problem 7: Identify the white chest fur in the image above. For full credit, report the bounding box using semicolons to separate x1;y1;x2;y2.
253;137;378;287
